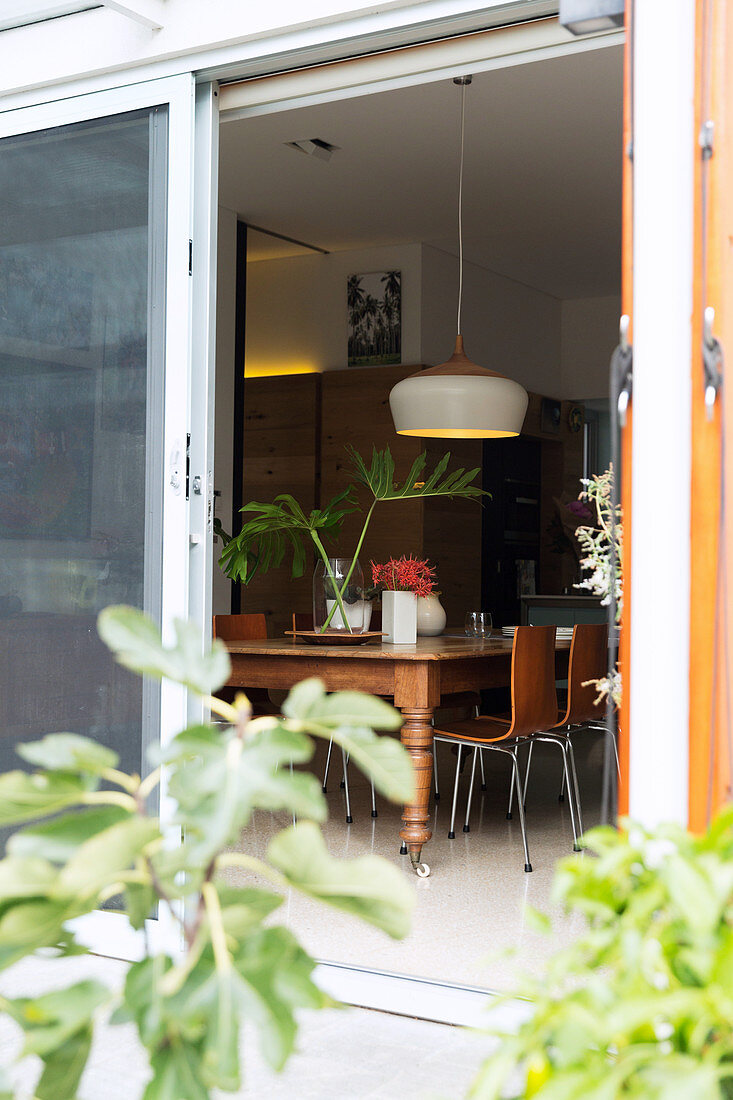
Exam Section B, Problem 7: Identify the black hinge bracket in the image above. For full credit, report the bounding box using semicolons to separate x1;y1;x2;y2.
611;316;633;427
703;306;723;421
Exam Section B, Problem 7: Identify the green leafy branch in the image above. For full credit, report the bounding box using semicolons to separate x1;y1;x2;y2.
218;446;487;633
470;812;733;1100
0;605;415;1099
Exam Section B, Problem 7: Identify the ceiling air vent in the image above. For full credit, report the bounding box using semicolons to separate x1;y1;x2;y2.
285;138;338;163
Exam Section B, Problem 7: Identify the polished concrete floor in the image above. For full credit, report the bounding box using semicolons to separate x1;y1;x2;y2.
230;729;614;992
0;955;489;1099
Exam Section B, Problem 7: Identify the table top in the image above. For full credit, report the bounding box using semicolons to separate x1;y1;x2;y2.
223;633;571;662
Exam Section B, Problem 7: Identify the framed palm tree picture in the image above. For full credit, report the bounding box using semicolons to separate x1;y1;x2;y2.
347;270;401;366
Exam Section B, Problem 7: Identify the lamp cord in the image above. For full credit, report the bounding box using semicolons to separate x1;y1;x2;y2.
457;79;466;337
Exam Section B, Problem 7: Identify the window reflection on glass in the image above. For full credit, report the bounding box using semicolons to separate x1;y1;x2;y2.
0;109;166;788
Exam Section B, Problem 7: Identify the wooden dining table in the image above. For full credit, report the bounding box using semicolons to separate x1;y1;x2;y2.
223;633;570;875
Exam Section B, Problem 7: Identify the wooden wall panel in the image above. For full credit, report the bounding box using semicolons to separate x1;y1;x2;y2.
320;364;424;578
241;375;318;635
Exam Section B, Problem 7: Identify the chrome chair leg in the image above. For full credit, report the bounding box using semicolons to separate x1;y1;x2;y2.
479;747;487;791
462;748;479;833
448;744;462;839
522;740;534;808
557;740;580;850
530;733;581;851
322;738;334;793
565;737;584;839
508;748;532;872
587;723;621;775
433;736;440;801
341;747;353;824
370;776;378;819
507;740;530;818
506;760;515;820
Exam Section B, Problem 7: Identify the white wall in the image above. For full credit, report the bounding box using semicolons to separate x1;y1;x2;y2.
420;244;562;392
245;243;423;373
560;294;620;400
0;0;536;110
212;206;238;615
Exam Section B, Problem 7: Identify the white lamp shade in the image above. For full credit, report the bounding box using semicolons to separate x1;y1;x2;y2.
389;337;529;438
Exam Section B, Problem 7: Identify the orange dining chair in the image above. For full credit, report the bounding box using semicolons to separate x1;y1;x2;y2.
517;623;614;837
212;613;274;714
213;612;268;641
432;626;560;872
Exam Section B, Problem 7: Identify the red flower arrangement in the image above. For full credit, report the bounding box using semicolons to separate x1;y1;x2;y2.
371;556;435;598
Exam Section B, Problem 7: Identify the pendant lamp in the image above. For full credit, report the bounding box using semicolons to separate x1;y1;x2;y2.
389;76;529;439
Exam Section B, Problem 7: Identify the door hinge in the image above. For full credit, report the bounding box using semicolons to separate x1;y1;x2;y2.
188;239;193;276
185;433;191;500
703;306;723;420
611;315;633;427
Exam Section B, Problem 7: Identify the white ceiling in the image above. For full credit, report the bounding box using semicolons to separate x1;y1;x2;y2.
219;44;623;300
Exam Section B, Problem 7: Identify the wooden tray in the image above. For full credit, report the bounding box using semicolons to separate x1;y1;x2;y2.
284;630;385;646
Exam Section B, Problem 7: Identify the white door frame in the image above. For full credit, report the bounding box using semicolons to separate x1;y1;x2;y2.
0;73;198;956
208;20;623;1024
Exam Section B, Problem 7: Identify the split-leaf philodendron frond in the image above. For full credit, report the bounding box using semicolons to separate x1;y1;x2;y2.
216;446;487;632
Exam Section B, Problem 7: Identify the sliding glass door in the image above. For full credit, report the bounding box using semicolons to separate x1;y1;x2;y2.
0;76;199;952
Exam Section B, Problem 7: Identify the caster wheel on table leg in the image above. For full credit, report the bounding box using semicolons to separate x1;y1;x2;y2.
415;863;431;878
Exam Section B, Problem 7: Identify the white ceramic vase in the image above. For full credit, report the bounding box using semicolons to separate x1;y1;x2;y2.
416;593;447;637
382;590;417;644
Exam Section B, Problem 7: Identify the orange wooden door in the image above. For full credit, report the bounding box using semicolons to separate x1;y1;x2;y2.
689;0;733;828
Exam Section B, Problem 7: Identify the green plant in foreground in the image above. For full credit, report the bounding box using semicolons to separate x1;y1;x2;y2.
0;605;415;1100
470;812;733;1100
216;445;486;632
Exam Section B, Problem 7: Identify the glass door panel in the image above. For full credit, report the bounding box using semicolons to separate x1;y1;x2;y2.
0;108;167;819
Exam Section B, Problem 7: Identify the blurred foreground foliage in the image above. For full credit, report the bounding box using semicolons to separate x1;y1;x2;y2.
0;606;415;1099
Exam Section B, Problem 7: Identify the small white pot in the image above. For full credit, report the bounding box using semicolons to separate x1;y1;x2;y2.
417;594;447;637
382;590;417;644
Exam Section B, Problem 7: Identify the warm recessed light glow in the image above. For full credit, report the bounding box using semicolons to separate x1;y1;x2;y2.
244;363;321;378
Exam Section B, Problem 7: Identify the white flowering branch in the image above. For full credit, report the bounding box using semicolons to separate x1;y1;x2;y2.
574;465;622;706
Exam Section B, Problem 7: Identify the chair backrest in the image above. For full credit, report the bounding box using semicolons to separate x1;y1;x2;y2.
508;625;558;737
561;623;608;725
212;613;268;641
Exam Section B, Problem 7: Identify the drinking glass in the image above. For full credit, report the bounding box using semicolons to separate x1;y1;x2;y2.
465;611;493;637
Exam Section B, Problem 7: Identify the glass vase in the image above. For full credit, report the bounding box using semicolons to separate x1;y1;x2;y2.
312;557;367;634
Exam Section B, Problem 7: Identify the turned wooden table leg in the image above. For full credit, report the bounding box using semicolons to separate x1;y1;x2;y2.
399;706;434;871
